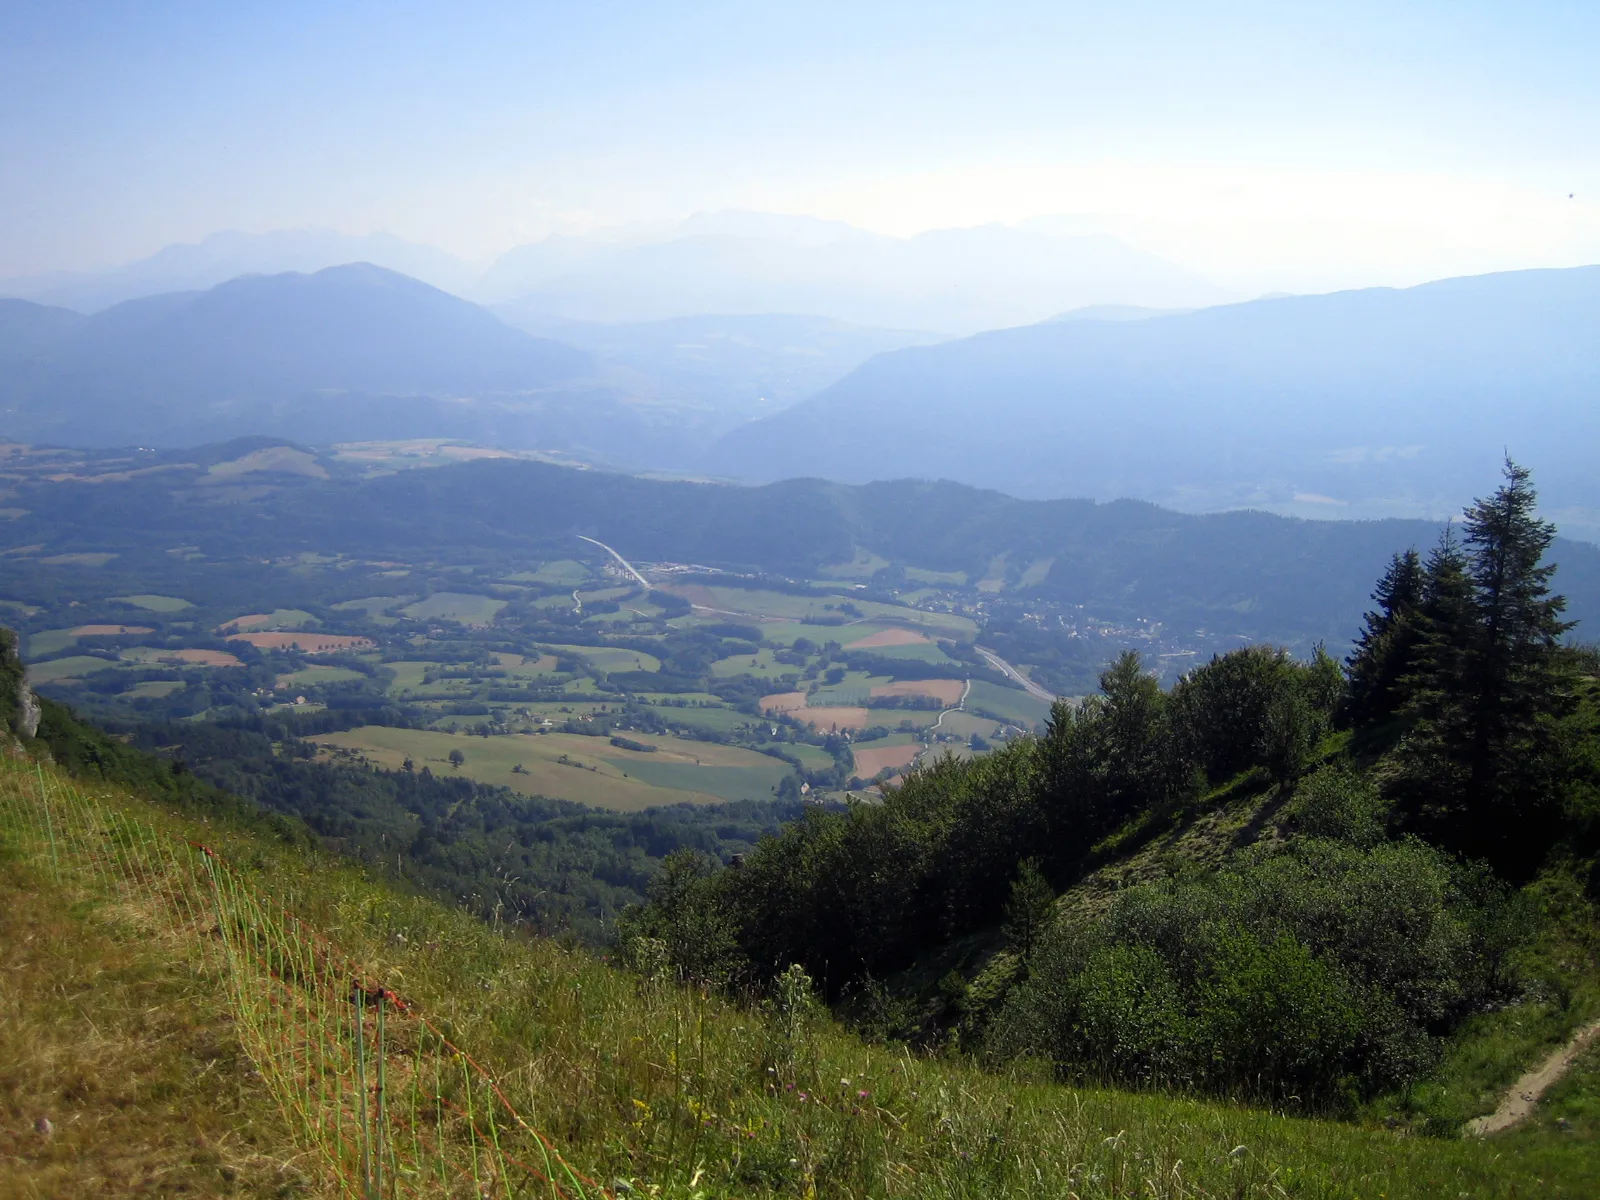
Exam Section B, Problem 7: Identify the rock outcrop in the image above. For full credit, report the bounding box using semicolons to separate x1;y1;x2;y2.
1;626;40;740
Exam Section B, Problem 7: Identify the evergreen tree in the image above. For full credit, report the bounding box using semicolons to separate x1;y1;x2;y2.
1002;857;1056;960
1389;463;1576;870
1345;549;1424;727
1458;460;1575;846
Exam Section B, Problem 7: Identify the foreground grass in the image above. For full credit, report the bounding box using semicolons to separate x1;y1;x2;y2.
0;852;316;1197
5;758;1600;1198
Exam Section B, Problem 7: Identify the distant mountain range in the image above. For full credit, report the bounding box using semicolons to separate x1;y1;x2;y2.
0;265;601;449
0;214;1229;334
480;213;1227;334
0;229;480;313
3;243;1599;544
711;266;1600;541
0;265;933;461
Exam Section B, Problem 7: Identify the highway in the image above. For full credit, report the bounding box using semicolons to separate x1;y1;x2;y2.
576;535;652;589
974;646;1057;704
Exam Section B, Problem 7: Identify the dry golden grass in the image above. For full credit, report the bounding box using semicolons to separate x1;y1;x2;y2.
0;853;322;1198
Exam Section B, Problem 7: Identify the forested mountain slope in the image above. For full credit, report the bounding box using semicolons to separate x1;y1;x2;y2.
5;443;1599;651
713;265;1600;536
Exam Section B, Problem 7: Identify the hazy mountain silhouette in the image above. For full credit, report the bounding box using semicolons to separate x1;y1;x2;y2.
0;264;597;447
492;311;943;423
0;299;83;362
0;230;479;313
710;266;1600;539
478;211;1227;333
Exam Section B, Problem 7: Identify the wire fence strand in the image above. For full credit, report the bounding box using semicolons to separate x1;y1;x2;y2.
0;754;606;1200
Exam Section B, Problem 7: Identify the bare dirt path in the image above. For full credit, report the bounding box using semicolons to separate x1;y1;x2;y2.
1466;1018;1600;1136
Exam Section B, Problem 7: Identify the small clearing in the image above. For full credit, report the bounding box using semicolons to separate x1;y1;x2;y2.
1467;1019;1600;1136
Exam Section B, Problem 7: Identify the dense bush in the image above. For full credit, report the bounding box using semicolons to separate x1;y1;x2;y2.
991;838;1526;1109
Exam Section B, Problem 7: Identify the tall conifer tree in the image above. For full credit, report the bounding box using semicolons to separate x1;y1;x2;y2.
1346;548;1424;726
1460;458;1574;809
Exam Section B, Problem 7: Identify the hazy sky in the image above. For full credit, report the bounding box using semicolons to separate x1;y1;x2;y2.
3;1;1598;291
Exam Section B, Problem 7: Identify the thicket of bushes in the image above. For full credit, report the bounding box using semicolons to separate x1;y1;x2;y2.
993;830;1525;1107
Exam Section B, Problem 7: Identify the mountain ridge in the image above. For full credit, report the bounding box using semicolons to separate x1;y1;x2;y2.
711;264;1600;538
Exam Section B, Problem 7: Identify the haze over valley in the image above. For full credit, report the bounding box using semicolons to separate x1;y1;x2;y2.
6;5;1600;1195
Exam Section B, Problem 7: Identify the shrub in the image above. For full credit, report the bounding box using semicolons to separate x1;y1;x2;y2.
990;838;1525;1109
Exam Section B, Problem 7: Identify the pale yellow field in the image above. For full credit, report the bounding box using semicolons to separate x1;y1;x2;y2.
314;727;788;811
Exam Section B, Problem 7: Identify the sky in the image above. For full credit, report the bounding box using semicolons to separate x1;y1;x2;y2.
3;0;1598;293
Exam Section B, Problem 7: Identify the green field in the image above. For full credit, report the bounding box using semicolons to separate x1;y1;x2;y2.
332;595;414;616
935;709;1007;739
401;592;507;625
709;648;800;679
123;679;185;699
27;655;120;683
609;757;788;803
112;594;192;613
24;628;80;657
808;671;885;707
222;608;318;631
965;679;1053;727
904;566;968;585
776;742;838;771
1017;556;1055;587
817;549;891;578
316;726;790;811
643;704;755;735
858;640;961;664
533;592;580;610
491;652;561;677
276;665;367;687
507;559;592;586
545;644;660;672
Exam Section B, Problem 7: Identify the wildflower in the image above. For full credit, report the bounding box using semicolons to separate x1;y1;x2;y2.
858;1090;870;1099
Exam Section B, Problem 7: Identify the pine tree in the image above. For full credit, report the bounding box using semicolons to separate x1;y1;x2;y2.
1002;857;1056;960
1407;530;1477;711
1345;549;1424;727
1389;462;1576;871
1459;459;1575;818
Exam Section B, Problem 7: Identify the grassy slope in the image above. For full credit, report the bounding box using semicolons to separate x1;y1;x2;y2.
0;851;315;1197
5;749;1599;1197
